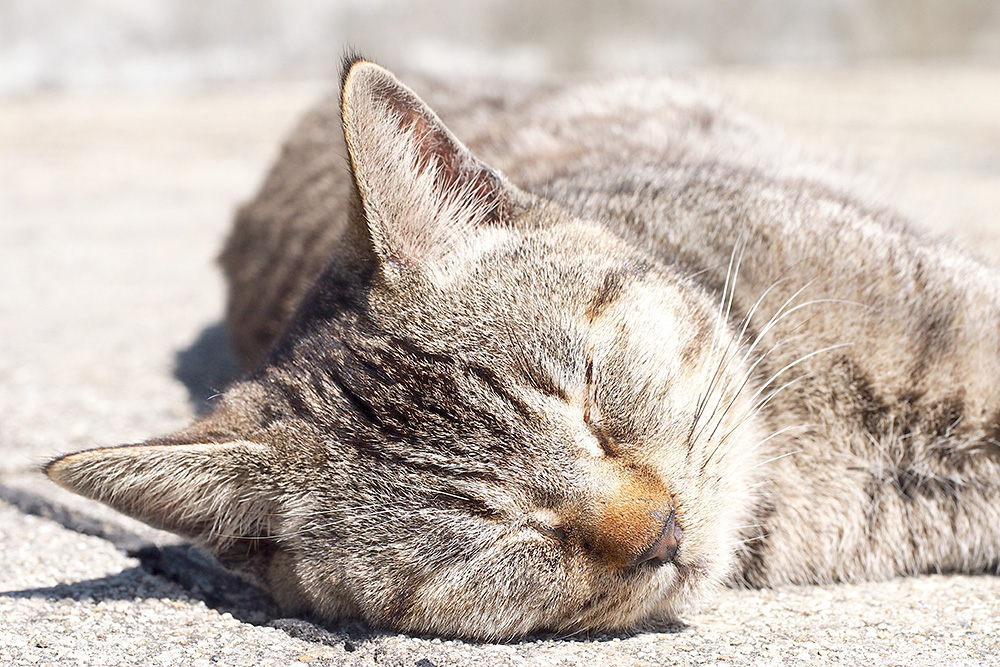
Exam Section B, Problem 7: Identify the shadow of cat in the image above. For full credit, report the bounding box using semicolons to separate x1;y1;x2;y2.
4;546;393;652
0;483;273;626
173;321;242;415
0;552;277;625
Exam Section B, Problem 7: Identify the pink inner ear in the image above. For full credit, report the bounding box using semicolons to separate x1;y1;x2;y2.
369;75;504;229
341;62;522;270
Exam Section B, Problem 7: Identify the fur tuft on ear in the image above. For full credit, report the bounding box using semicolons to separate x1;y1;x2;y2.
340;60;520;273
46;441;278;559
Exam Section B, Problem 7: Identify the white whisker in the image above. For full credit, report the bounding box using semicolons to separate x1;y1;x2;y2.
730;423;814;469
736;450;803;476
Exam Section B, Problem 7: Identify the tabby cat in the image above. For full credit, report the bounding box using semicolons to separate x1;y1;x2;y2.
46;58;1000;640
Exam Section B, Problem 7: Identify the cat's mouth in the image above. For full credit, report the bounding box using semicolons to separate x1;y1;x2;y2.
554;552;692;636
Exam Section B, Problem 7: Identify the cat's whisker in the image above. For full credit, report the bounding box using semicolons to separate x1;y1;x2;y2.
729;423;815;469
698;329;813;454
728;340;852;428
722;374;811;444
733;535;769;549
734;449;803;477
555;625;591;641
689;277;815;450
726;284;834;370
864;429;897;469
697;276;799;437
731;521;769;533
712;306;837;430
703;240;747;380
708;287;827;408
701;328;813;447
699;373;812;472
729;235;747;313
688;239;746;450
693;321;810;466
732;523;769;542
744;479;775;492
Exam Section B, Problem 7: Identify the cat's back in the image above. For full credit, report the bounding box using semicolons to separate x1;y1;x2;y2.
221;73;827;369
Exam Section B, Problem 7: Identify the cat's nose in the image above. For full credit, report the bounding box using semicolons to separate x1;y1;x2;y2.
577;494;682;569
631;507;682;567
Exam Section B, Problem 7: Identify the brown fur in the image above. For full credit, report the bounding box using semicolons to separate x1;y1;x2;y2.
47;58;1000;640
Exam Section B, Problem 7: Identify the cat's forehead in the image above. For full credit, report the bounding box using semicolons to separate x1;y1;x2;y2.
362;243;704;370
415;226;653;309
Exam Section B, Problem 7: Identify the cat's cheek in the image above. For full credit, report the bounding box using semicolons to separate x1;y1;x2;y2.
643;463;751;597
264;549;326;617
495;526;693;632
397;540;577;639
272;546;369;627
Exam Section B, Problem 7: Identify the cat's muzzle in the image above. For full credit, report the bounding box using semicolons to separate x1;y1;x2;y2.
575;490;683;570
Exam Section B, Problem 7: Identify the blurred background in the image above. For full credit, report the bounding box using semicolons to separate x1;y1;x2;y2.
2;0;1000;93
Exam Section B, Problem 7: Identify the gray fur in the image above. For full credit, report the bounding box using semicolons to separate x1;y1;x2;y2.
47;59;1000;640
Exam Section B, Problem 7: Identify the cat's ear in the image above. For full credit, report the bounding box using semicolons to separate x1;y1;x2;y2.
45;439;277;559
340;58;521;273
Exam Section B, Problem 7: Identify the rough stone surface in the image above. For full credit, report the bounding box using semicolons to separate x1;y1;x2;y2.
2;67;1000;666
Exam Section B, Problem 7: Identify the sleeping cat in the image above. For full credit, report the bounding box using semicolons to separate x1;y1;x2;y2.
46;57;1000;640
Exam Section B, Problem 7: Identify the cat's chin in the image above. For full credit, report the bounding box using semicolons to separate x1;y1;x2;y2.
274;546;703;640
418;557;719;641
527;557;721;640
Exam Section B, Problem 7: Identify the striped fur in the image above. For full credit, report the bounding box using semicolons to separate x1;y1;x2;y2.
48;58;1000;639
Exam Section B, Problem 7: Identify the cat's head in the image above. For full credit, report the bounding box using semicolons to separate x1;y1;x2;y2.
46;59;766;640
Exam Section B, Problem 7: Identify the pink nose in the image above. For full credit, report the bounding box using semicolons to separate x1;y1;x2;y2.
631;507;682;566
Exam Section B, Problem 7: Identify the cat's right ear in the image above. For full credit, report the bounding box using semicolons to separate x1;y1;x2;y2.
339;58;525;278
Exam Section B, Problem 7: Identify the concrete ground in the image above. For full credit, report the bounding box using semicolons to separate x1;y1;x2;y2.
2;66;1000;666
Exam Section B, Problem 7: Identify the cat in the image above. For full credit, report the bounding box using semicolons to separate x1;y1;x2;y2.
45;56;1000;641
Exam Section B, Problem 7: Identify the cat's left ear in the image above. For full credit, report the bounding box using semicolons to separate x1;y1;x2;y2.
45;438;279;566
340;58;526;274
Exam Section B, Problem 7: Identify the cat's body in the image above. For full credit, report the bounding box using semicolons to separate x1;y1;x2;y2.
47;60;1000;640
